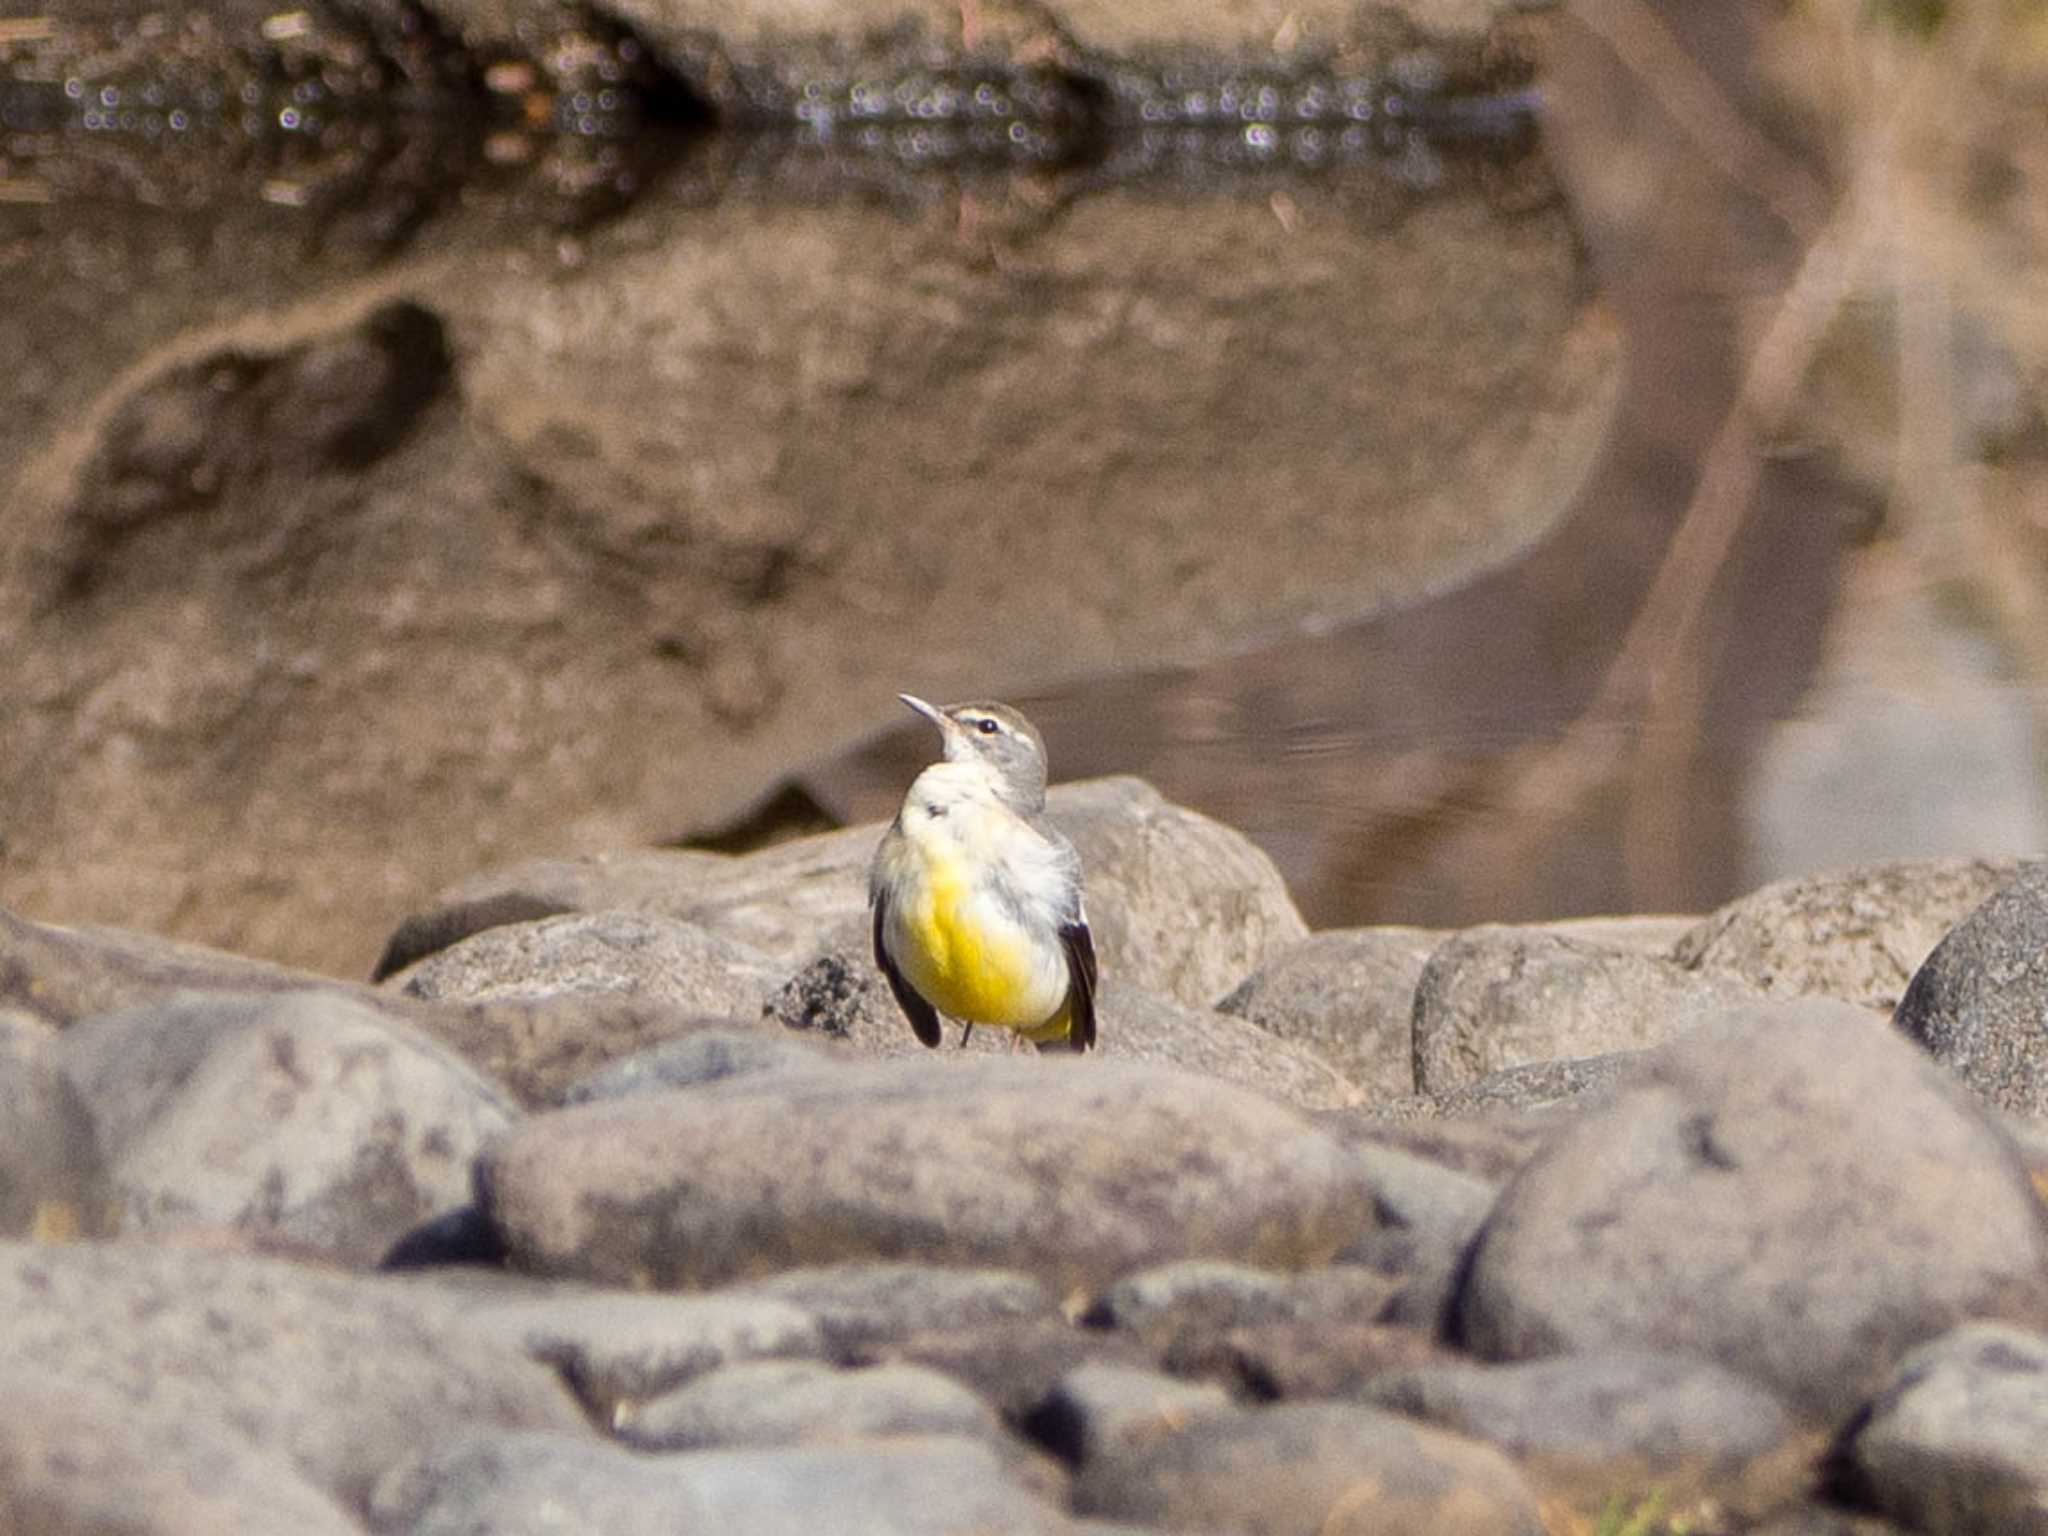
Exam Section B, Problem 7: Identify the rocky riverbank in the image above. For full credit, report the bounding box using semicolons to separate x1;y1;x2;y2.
5;775;2047;1533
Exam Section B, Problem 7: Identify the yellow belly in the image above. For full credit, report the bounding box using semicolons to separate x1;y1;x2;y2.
900;853;1062;1029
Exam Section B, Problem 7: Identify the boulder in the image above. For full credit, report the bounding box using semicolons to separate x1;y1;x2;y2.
1834;1323;2048;1536
1894;862;2048;1115
1678;858;2018;1011
1214;926;1441;1100
1071;1401;1545;1535
1411;925;1761;1094
0;1010;114;1241
58;991;515;1265
1454;999;2048;1421
480;1058;1375;1291
372;1429;1071;1536
0;1241;582;1512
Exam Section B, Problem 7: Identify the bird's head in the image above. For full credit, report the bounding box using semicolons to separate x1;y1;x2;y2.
899;694;1049;811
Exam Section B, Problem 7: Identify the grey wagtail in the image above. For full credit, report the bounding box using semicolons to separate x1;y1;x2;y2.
869;695;1097;1053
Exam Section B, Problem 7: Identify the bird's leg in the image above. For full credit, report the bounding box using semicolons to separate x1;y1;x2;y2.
959;1021;974;1048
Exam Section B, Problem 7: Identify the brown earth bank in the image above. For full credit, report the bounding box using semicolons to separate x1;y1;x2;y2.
6;779;2048;1533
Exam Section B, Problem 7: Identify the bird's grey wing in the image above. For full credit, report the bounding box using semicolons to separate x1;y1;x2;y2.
872;890;942;1048
1059;917;1097;1052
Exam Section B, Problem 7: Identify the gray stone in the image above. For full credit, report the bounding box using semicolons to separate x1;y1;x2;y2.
371;1429;1071;1536
735;1262;1057;1353
0;1368;363;1536
1213;926;1439;1101
57;990;515;1265
1747;1510;1912;1536
1072;1401;1545;1535
387;778;1309;1020
1544;915;1699;953
371;848;740;978
1086;1260;1304;1334
1085;1260;1399;1339
1400;1049;1640;1118
1318;1106;1560;1184
1455;999;2048;1421
1840;1323;2048;1536
1336;1143;1498;1330
467;1291;826;1416
1159;1319;1445;1403
770;957;1364;1111
619;1359;1003;1452
0;1241;582;1512
1050;778;1309;1010
0;905;318;1032
561;1028;842;1102
389;910;784;1016
1027;1362;1234;1466
1411;925;1761;1094
1896;862;2048;1115
481;1058;1376;1291
0;1010;114;1241
864;1317;1156;1424
1357;1351;1795;1479
1088;981;1363;1111
0;901;741;1113
1679;858;2019;1011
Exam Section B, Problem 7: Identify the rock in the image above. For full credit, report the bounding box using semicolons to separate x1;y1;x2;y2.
371;848;738;978
1050;778;1309;1009
0;904;334;1030
388;910;784;1016
0;1010;114;1240
1836;1323;2048;1536
1410;925;1761;1093
1747;1509;1912;1536
769;956;1364;1111
734;1262;1058;1353
1071;1400;1545;1534
0;1241;582;1512
0;1368;363;1536
371;1429;1071;1536
1895;862;2048;1115
466;1291;827;1417
385;778;1310;1015
1084;1260;1399;1341
1216;917;1700;1107
480;1058;1375;1291
1394;1048;1641;1118
561;1027;843;1101
1454;999;2048;1421
1677;858;2018;1011
1357;1351;1797;1492
1024;1362;1234;1466
1160;1319;1446;1403
57;991;515;1266
1213;927;1439;1100
862;1317;1155;1424
1318;1106;1560;1183
1335;1143;1498;1330
619;1359;1004;1453
0;901;734;1112
409;993;777;1110
1087;982;1364;1111
1545;914;1699;952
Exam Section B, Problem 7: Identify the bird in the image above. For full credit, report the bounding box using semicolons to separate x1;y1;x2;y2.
869;694;1097;1053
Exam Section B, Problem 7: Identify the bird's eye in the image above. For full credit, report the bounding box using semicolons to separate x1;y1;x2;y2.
976;717;1000;735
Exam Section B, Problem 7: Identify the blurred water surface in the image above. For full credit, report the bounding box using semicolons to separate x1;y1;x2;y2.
2;0;2044;966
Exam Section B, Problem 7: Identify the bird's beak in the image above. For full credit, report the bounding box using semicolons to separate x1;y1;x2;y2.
898;693;947;732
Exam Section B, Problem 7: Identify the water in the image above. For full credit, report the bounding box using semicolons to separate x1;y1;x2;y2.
2;0;2040;972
